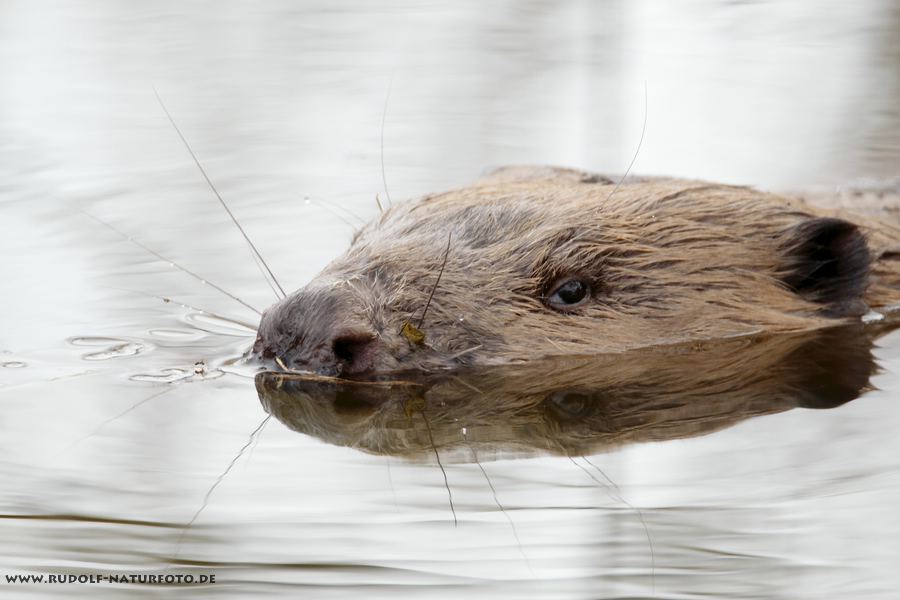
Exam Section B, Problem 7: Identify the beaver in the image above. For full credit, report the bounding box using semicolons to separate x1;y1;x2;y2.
252;166;900;376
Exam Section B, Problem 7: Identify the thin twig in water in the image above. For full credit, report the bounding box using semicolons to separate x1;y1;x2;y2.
416;232;452;329
153;87;286;299
417;408;457;526
172;414;272;563
82;211;262;316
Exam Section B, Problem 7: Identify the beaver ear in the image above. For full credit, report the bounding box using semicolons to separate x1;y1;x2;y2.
779;217;871;316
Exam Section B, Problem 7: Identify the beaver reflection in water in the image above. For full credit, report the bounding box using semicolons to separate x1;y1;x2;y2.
252;166;900;376
256;323;893;458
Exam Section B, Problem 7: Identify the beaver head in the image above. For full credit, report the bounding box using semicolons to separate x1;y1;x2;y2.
252;167;886;376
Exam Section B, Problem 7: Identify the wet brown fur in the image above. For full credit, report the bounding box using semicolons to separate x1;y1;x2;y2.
254;167;900;374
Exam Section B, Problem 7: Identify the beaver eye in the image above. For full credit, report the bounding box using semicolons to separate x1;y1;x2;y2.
545;277;590;310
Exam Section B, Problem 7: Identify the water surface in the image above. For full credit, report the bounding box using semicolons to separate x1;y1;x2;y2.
1;1;899;598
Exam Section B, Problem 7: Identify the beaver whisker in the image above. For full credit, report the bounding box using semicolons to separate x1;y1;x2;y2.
248;248;287;300
544;338;567;353
380;77;394;207
450;375;484;396
317;195;366;226
604;81;648;205
447;345;484;362
153;88;286;299
303;195;364;230
83;211;263;316
108;286;259;331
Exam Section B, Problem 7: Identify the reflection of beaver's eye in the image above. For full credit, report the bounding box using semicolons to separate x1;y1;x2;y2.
545;277;591;310
545;390;598;420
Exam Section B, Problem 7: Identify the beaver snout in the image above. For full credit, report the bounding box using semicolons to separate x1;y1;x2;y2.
253;291;382;377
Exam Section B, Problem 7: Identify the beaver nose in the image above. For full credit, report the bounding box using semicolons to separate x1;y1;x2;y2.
254;287;383;376
255;327;379;376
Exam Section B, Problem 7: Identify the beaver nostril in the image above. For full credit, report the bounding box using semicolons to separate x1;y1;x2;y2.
332;332;377;375
333;334;373;362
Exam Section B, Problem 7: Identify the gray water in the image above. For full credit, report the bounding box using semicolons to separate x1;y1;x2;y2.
2;1;900;598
